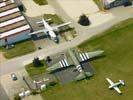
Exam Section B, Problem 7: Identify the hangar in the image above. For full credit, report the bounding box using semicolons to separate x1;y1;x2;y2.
0;0;32;46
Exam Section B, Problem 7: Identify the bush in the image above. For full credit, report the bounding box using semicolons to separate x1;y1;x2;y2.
78;14;91;26
14;94;20;100
31;89;39;95
32;57;42;67
48;81;57;86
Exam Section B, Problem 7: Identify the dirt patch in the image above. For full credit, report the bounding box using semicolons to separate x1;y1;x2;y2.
0;52;7;63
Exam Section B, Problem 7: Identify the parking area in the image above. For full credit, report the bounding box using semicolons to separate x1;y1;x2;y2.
32;34;66;49
56;0;99;20
22;0;55;17
54;66;79;84
0;69;29;99
0;83;9;100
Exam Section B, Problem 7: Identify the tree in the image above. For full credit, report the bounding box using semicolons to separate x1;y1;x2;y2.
78;14;90;26
32;57;42;67
46;56;52;63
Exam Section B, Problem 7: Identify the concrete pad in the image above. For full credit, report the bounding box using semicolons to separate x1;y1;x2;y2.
64;32;74;41
88;12;114;28
88;5;133;28
0;83;9;100
56;0;99;20
22;0;55;17
0;69;29;99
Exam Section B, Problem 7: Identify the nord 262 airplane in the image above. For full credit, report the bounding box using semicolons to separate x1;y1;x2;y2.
106;78;125;94
29;18;71;43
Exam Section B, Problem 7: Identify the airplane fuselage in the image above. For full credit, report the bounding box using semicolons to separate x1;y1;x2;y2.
68;49;83;72
109;82;121;89
42;19;58;43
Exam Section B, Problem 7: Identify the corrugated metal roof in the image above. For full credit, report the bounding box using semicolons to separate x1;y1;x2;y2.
0;0;31;39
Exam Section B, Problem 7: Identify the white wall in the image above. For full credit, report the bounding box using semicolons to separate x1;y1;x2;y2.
0;30;31;46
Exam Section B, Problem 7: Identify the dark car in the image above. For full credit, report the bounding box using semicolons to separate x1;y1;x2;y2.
11;73;17;81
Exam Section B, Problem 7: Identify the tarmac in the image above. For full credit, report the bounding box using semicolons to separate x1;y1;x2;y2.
21;0;55;17
0;83;9;100
56;0;99;20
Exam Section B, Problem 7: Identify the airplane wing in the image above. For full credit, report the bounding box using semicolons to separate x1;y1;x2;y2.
75;71;93;81
113;86;122;94
52;22;71;30
75;50;104;62
106;78;114;85
106;78;122;94
36;18;51;25
46;57;74;73
28;29;47;35
85;72;93;77
75;72;86;81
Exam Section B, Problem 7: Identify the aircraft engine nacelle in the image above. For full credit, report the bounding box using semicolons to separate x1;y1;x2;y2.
119;80;125;86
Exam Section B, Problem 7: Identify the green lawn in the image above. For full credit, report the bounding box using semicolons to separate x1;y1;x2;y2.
0;39;36;59
25;60;47;79
43;14;64;25
41;18;133;100
33;0;48;5
93;0;104;11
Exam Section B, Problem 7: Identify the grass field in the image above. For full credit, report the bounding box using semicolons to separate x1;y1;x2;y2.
43;14;64;25
0;39;36;59
41;18;133;100
25;60;47;79
33;0;48;5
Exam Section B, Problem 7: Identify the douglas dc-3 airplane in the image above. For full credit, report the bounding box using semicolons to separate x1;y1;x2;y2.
46;49;104;81
29;18;71;43
106;78;125;94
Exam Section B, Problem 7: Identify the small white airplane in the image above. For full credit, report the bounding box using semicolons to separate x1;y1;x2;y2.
106;78;125;94
29;18;71;43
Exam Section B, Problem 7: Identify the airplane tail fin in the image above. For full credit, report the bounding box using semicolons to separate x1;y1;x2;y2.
119;80;125;85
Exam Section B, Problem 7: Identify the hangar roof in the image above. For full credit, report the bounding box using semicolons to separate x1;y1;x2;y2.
0;0;31;39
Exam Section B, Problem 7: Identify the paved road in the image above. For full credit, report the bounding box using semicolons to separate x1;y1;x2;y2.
0;83;9;100
0;1;133;76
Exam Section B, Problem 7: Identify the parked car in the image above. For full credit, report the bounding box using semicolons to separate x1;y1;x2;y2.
11;73;17;81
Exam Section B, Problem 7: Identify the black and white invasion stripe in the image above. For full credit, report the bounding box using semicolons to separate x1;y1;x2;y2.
59;59;69;68
76;65;83;72
79;53;89;61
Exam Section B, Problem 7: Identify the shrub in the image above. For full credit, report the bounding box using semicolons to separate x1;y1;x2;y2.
14;94;20;100
78;14;91;26
32;57;42;67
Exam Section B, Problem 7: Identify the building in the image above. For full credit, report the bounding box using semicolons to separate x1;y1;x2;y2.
0;0;32;46
103;0;132;9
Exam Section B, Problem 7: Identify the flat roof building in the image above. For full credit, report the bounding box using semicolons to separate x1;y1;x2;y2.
103;0;132;9
0;0;31;46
